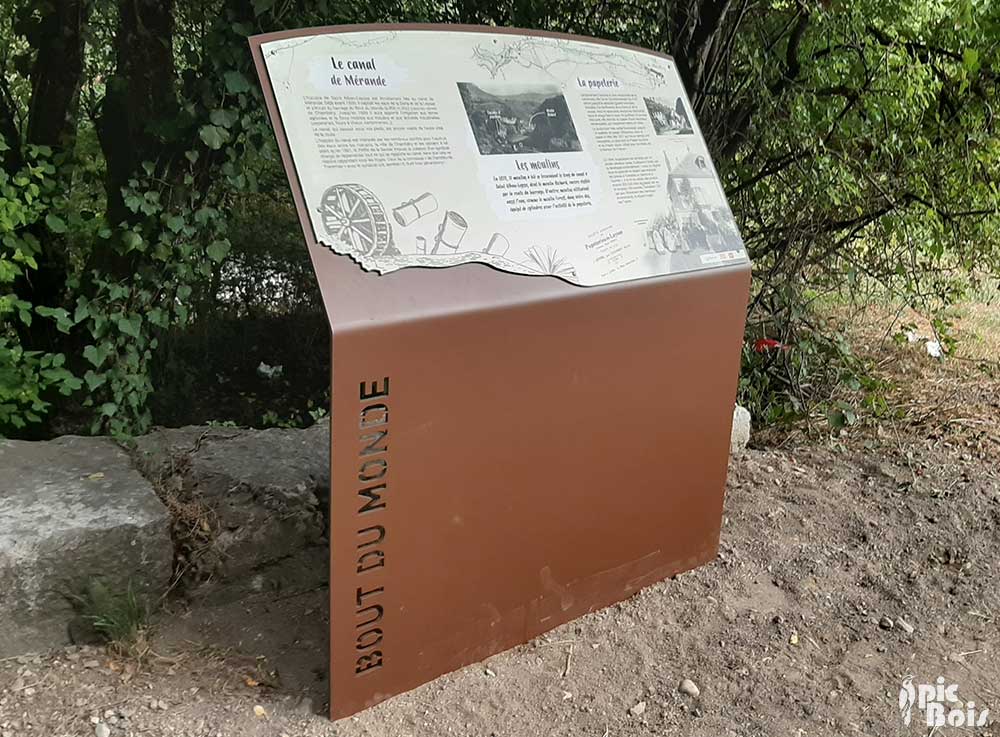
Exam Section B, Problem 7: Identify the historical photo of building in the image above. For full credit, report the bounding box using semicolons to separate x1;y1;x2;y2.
665;151;743;253
644;96;694;136
457;82;583;155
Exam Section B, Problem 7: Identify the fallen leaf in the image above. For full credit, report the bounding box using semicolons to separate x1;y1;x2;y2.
120;663;136;684
244;676;260;687
86;472;105;481
253;704;268;719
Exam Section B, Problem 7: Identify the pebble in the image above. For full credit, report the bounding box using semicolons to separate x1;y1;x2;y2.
629;701;647;716
83;659;101;669
95;723;111;737
897;617;915;634
879;616;894;630
484;667;496;677
679;679;701;698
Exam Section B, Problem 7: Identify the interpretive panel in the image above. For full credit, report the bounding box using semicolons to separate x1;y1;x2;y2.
259;28;747;286
250;25;752;720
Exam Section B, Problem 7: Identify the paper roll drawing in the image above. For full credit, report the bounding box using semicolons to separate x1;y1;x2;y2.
485;232;510;256
393;192;439;226
432;211;468;254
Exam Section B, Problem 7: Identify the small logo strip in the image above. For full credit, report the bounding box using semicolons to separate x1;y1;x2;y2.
899;675;990;728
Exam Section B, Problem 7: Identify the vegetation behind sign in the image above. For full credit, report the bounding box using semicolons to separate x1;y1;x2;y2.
0;0;996;436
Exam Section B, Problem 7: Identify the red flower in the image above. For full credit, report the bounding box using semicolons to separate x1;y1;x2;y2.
753;338;786;353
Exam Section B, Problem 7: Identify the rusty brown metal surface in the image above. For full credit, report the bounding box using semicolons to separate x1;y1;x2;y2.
249;24;751;720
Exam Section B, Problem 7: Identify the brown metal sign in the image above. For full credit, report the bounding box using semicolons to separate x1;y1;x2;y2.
249;24;750;719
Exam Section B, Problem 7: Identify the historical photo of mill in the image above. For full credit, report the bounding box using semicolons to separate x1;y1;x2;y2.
643;96;694;136
457;82;583;156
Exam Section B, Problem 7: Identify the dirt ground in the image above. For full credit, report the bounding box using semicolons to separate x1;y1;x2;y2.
2;326;998;737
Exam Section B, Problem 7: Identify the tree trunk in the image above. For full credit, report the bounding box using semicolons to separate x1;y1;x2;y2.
26;0;90;149
97;0;178;231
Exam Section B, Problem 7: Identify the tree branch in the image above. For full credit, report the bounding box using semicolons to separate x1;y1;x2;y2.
0;72;23;172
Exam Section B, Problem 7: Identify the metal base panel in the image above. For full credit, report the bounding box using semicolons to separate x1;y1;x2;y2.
326;258;749;718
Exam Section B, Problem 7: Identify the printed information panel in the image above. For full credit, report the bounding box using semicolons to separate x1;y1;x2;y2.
261;29;747;286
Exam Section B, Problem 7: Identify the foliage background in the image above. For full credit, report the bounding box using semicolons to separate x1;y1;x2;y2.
0;0;996;438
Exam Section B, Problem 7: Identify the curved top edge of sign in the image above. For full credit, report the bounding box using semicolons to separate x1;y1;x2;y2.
248;22;675;65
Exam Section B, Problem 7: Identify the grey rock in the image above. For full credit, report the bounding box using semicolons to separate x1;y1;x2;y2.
879;616;894;630
629;701;647;716
679;678;701;698
95;722;111;737
131;421;329;585
897;616;915;634
0;436;171;657
731;405;751;455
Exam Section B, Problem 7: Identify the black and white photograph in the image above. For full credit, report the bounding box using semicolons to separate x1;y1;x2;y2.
457;81;583;155
664;150;744;253
645;207;684;256
643;95;694;135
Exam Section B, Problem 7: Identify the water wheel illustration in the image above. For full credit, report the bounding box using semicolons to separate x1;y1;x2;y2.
319;184;393;257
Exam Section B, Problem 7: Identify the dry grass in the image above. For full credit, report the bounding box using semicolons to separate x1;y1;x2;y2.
945;285;1000;363
834;290;1000;461
749;286;998;445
